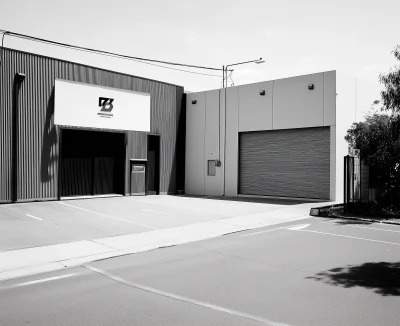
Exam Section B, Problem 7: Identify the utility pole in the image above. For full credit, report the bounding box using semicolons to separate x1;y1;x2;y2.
221;58;265;196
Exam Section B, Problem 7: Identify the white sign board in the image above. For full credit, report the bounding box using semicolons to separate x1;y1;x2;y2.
54;80;150;132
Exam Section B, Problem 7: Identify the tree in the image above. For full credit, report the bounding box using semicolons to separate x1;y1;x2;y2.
379;45;400;114
345;45;400;207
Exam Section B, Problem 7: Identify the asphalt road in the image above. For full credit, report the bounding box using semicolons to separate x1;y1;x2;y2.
0;195;300;250
1;217;399;326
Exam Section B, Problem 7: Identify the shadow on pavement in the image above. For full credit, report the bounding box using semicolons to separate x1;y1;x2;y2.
324;218;374;225
177;195;316;206
307;262;400;296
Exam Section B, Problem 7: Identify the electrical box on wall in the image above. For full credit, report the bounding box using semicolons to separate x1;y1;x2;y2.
207;160;216;176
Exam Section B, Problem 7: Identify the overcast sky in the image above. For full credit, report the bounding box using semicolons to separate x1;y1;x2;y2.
1;0;399;116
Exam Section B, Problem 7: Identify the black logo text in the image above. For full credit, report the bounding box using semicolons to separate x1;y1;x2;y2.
99;97;114;112
98;97;114;118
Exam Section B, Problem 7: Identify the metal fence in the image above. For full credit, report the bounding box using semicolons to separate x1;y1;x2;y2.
344;155;361;210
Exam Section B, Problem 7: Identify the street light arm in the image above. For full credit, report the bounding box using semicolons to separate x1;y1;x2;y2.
225;58;263;69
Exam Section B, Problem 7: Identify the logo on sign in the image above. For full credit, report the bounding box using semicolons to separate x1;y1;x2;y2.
98;97;114;118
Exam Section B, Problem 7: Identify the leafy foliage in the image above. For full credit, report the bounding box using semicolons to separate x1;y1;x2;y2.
380;45;400;114
345;45;400;207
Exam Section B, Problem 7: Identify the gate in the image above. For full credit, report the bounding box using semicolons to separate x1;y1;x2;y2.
344;155;361;210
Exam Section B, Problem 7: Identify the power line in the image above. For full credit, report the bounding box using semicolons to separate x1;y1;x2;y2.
2;30;223;72
1;31;221;78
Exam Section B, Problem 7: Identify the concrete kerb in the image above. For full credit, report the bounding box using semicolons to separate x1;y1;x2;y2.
0;202;323;282
310;203;400;226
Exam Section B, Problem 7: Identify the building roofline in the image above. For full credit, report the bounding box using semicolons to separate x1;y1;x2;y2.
2;46;184;89
185;70;336;94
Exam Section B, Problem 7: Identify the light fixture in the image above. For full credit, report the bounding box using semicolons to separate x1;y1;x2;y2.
259;90;266;96
192;100;197;105
16;73;26;82
308;84;314;90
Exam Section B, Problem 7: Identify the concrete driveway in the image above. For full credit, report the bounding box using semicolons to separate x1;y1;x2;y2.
0;195;308;251
0;195;325;281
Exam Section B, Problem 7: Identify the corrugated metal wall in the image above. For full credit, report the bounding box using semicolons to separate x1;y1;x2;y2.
0;47;184;203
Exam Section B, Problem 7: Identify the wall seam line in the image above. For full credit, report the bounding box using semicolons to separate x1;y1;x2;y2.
203;92;207;196
323;73;325;126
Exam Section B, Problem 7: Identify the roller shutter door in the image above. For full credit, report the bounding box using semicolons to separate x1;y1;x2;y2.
239;127;330;199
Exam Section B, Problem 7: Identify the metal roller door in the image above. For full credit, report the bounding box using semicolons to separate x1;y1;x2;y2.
239;127;330;199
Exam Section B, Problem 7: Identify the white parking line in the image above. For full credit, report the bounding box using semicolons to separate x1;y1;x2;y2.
56;202;155;229
85;265;289;326
293;229;400;246
240;227;284;237
317;220;400;233
1;273;76;290
26;214;42;221
345;224;400;233
239;224;308;237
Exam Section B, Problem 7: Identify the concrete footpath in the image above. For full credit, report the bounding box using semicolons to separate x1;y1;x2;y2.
0;202;327;281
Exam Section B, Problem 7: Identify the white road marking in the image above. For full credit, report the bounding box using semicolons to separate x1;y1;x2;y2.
240;227;284;237
85;265;289;326
316;220;400;232
26;214;42;221
240;224;307;237
2;273;76;290
56;202;155;229
287;224;310;231
293;229;400;246
345;224;400;233
142;209;169;215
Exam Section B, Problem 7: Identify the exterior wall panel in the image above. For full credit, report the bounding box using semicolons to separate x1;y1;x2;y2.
224;87;239;196
0;48;183;203
238;81;273;132
323;71;336;126
204;90;223;196
273;73;324;130
185;92;206;195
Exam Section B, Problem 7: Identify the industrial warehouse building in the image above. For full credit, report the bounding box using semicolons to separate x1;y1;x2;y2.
1;47;372;204
185;71;363;201
0;47;185;203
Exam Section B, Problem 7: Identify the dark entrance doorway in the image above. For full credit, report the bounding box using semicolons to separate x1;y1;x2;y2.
146;134;160;195
59;129;125;197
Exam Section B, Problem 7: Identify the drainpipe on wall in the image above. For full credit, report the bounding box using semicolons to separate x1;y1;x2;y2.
12;73;26;202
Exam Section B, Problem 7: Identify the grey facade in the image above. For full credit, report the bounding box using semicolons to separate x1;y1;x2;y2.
0;47;185;203
185;72;337;200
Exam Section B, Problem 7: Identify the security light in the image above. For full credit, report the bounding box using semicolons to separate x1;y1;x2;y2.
192;100;197;105
308;84;314;90
259;90;266;96
16;73;25;81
